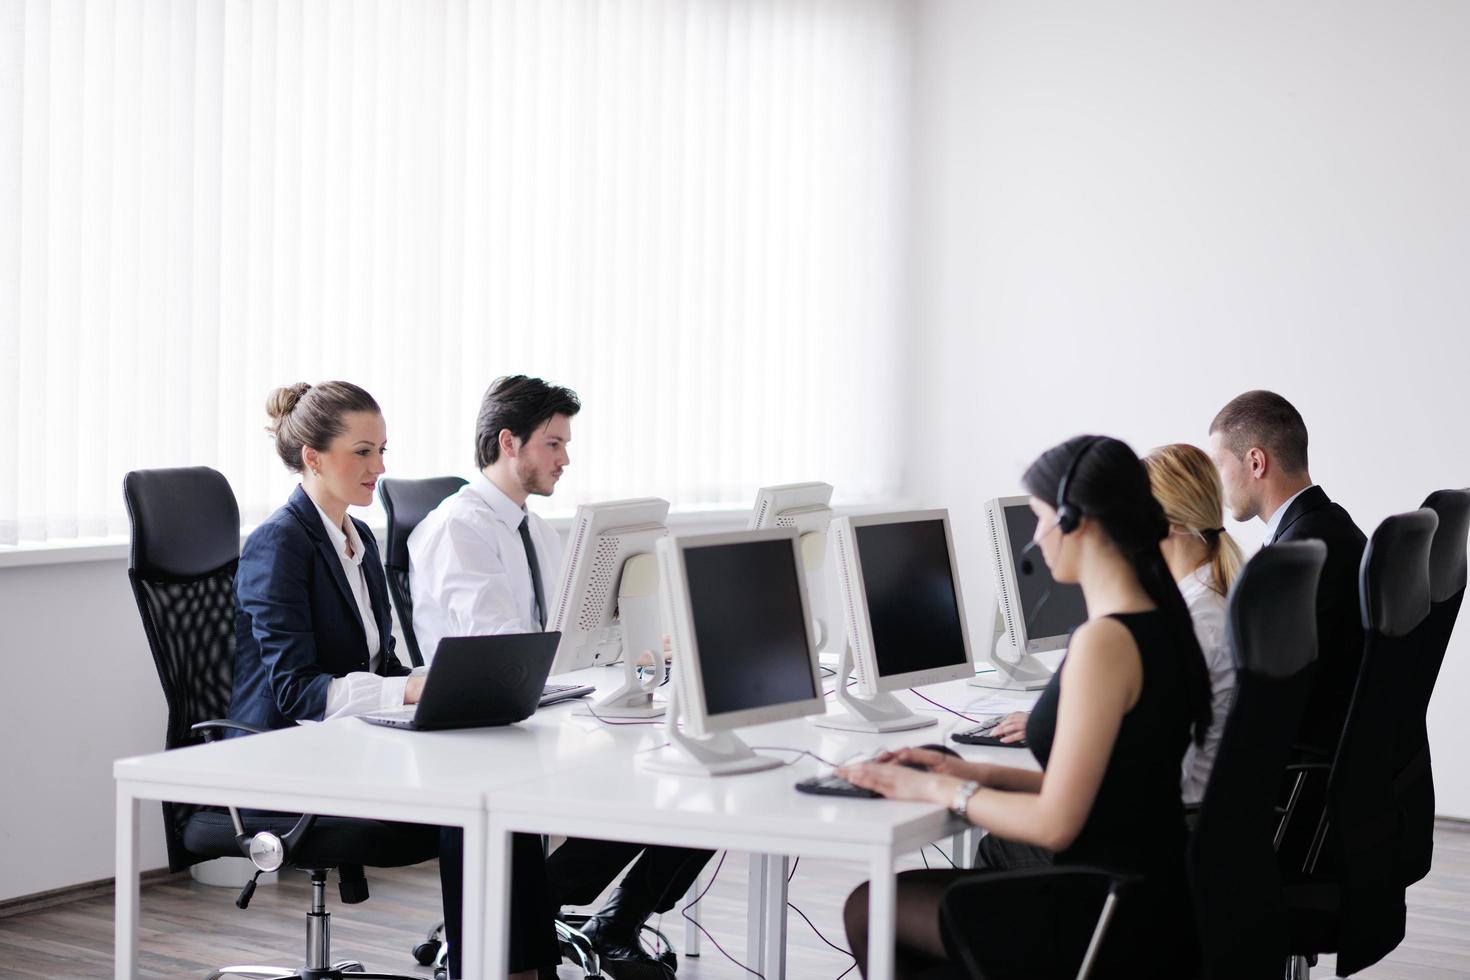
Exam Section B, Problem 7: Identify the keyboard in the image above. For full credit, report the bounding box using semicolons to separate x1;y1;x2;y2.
794;774;881;798
952;713;1027;747
540;683;595;707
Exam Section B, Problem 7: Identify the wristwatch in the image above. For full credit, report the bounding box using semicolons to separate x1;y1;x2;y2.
950;779;981;818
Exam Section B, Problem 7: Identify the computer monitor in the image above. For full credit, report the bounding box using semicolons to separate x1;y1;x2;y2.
748;482;838;653
548;498;670;716
816;510;974;731
641;528;826;776
973;495;1089;690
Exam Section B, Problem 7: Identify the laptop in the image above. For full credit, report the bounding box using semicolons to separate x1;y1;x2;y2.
360;631;591;731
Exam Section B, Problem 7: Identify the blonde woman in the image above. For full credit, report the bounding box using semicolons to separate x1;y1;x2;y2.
986;442;1242;806
1144;442;1242;804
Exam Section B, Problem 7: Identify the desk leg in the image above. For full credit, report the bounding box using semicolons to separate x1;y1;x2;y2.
949;827;977;870
745;854;788;979
114;786;139;980
683;872;704;957
460;811;487;980
482;815;513;980
746;854;765;973
867;850;897;980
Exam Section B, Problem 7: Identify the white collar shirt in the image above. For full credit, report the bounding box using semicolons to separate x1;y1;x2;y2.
313;503;417;722
407;471;564;663
313;503;380;667
1263;485;1315;546
1178;563;1235;806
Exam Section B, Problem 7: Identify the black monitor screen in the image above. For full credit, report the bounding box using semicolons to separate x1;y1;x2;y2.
1001;504;1088;644
853;519;969;677
683;538;818;717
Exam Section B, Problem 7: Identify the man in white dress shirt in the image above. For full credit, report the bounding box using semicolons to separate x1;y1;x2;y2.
410;375;710;979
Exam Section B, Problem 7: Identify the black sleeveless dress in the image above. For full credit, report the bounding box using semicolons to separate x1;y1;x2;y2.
963;611;1199;978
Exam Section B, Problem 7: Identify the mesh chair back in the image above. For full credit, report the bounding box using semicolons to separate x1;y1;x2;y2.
123;466;241;872
378;476;467;666
1330;508;1437;975
1190;540;1324;980
1396;489;1470;883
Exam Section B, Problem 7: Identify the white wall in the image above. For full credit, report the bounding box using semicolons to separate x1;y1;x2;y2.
909;1;1470;814
0;557;169;902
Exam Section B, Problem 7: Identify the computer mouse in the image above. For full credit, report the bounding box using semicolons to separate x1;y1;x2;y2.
917;743;962;759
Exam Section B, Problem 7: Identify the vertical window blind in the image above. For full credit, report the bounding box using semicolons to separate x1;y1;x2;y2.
0;0;911;544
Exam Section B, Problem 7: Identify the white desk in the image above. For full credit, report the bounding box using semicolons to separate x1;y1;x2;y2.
114;673;1038;980
482;681;1041;980
112;671;666;980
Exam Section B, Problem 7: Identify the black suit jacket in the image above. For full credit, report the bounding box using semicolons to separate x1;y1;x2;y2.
1272;485;1368;755
228;485;410;731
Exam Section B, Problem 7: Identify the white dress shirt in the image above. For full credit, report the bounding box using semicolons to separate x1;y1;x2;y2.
1262;485;1315;546
407;471;564;662
1178;563;1235;805
315;504;418;720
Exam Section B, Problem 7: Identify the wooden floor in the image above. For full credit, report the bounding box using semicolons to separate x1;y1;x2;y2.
3;822;1469;979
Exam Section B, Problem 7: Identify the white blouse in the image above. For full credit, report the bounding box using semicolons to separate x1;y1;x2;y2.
313;503;418;720
1178;563;1236;805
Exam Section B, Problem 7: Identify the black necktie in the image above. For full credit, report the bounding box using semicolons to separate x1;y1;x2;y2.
518;516;548;630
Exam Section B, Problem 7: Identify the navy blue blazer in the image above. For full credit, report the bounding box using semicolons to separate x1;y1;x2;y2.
228;485;410;731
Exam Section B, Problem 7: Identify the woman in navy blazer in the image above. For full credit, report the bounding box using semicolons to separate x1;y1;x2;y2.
229;381;556;980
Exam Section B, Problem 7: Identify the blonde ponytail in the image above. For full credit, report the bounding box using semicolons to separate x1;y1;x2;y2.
1144;443;1241;596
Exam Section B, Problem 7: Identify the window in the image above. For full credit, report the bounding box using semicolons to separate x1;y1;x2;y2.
0;0;911;543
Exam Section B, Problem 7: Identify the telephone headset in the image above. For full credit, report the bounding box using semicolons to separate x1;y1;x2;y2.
1019;436;1104;576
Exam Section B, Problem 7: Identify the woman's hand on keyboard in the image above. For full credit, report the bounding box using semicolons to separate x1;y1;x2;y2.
838;759;957;804
404;675;427;705
876;747;992;785
991;711;1030;744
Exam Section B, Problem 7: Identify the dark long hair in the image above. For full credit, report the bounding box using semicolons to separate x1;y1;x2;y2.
1023;435;1212;746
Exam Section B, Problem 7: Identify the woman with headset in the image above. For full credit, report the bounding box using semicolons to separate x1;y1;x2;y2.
838;436;1211;979
228;381;557;980
985;442;1243;807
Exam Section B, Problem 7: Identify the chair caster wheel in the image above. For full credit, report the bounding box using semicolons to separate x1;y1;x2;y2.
414;939;442;965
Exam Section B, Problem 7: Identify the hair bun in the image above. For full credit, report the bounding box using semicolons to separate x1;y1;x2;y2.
265;383;312;428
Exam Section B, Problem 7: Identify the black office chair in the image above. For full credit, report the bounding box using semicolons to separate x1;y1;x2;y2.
1283;508;1437;979
1394;489;1470;885
377;476;467;668
124;466;432;980
1190;540;1325;979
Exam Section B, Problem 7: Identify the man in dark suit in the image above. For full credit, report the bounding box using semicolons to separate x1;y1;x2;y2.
1208;390;1367;756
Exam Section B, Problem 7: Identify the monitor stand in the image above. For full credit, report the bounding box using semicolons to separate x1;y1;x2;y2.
969;608;1053;691
639;684;783;777
594;553;665;718
812;643;936;733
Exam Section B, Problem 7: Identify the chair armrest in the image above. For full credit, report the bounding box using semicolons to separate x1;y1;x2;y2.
1283;762;1331;774
191;719;268;741
940;865;1141;980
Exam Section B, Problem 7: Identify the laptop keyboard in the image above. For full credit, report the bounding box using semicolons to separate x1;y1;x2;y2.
540;683;595;707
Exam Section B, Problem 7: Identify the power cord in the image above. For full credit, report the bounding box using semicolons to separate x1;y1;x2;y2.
677;851;765;980
748;746;839;768
784;856;859;978
907;689;984;723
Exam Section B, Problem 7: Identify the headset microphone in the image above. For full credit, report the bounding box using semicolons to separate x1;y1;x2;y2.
1019;437;1103;577
1019;538;1040;576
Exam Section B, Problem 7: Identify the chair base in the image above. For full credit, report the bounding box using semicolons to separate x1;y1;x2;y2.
207;962;420;980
